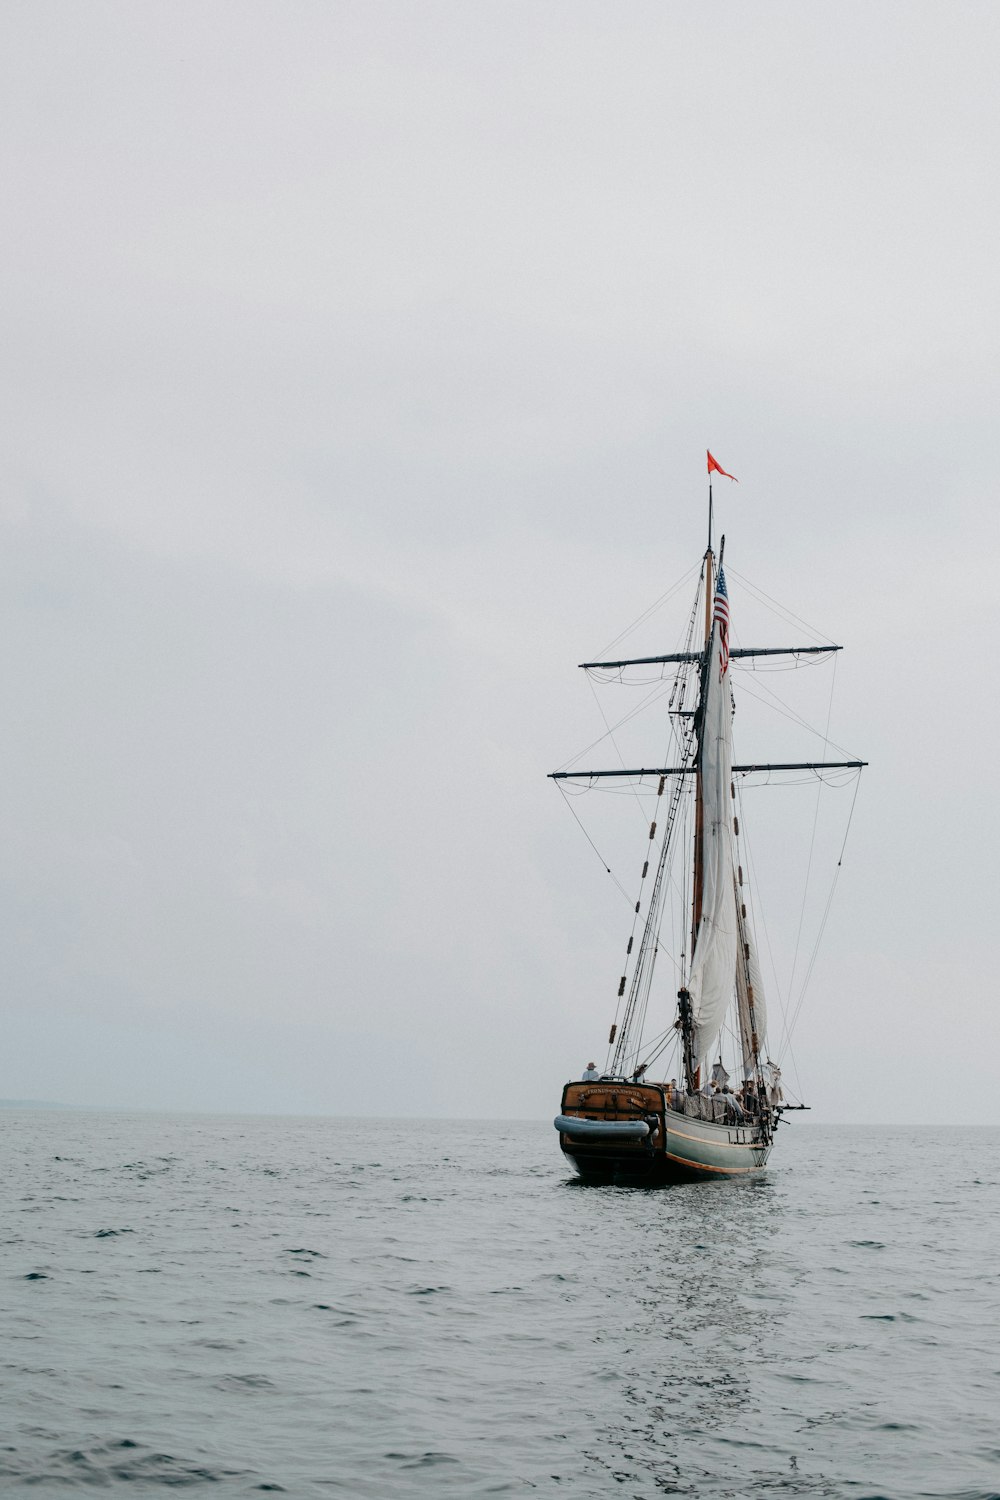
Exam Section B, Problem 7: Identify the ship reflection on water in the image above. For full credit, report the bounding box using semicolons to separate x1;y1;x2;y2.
569;1173;845;1497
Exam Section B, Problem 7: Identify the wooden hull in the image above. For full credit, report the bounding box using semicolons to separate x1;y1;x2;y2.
557;1082;771;1186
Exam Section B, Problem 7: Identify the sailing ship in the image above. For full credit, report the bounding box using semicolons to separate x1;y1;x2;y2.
551;461;864;1184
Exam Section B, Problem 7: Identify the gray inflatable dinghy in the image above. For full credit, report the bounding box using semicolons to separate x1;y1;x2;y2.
553;1115;654;1142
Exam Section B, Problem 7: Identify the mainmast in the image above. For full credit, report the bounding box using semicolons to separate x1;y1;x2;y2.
691;540;714;955
682;474;722;1090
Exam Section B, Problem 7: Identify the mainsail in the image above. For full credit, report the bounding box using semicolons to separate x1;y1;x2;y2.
687;570;737;1073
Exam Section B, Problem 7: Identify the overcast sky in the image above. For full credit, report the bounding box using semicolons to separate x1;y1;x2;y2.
2;1;998;1123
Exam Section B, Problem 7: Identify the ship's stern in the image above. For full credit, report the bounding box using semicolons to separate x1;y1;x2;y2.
556;1081;667;1184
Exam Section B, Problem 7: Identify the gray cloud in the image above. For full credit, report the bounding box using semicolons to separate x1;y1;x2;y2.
1;1;997;1120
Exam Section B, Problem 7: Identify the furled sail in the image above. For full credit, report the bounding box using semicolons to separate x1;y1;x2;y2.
687;570;737;1073
735;914;768;1081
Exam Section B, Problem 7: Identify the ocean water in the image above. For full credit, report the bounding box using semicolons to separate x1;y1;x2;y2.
1;1112;997;1499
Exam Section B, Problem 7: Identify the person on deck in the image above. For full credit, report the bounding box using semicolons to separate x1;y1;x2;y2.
581;1062;600;1081
722;1086;745;1122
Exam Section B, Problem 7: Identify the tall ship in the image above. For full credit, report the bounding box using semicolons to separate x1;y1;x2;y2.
552;456;865;1184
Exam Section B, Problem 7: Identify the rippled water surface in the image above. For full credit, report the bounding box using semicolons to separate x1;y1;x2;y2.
1;1112;997;1497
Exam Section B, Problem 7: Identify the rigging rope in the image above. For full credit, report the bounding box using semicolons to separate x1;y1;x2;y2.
787;654;837;1004
777;771;863;1059
552;680;674;774
555;784;634;906
726;565;837;646
733;676;860;763
587;674;656;833
591;563;700;660
607;568;704;1077
552;553;863;1091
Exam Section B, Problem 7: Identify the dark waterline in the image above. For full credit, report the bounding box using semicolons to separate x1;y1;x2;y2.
2;1112;997;1497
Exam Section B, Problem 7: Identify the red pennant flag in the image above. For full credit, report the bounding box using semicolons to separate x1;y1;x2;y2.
707;450;738;482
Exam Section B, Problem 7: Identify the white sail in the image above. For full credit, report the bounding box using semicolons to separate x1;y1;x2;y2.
687;604;737;1074
735;913;768;1080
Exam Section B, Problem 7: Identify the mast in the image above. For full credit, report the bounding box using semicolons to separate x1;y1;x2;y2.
682;484;720;1091
691;544;713;953
707;476;713;555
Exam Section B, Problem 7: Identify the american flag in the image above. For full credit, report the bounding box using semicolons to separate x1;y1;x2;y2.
714;567;730;675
